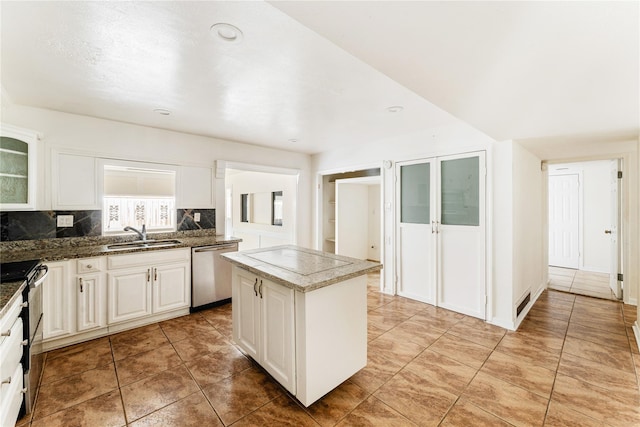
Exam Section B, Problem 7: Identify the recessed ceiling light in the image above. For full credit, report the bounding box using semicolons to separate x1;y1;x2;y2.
153;108;171;116
386;106;404;113
288;139;298;143
210;23;243;43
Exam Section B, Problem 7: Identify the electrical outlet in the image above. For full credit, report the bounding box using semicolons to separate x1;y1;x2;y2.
57;215;74;227
194;212;201;222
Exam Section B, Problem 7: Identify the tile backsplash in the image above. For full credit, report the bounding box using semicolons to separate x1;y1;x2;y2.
0;208;215;241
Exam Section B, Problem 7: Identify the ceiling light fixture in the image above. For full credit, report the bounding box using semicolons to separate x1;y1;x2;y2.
210;23;243;43
288;139;298;143
386;106;404;113
153;108;171;116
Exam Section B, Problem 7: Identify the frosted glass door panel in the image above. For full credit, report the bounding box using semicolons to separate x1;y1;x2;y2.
0;137;29;204
400;163;430;224
440;157;479;226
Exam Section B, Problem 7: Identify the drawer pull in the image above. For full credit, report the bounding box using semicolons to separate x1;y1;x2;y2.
86;264;93;269
1;377;11;385
1;329;10;337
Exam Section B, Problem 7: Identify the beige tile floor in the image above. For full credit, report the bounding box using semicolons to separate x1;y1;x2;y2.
17;273;640;426
548;267;618;300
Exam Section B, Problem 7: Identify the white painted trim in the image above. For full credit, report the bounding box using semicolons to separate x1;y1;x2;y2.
633;322;640;352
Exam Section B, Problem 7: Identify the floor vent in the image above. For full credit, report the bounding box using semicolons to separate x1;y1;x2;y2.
516;292;531;318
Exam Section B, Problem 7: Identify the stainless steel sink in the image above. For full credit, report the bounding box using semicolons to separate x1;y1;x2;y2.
106;239;182;251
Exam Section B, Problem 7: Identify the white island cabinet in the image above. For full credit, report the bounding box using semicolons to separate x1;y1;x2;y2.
224;245;381;407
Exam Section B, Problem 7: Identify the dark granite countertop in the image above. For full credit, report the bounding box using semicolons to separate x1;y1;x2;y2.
0;233;241;263
0;280;26;319
0;230;241;317
222;245;382;293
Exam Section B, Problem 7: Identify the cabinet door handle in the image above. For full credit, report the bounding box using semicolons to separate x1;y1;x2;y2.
1;329;10;337
79;277;84;293
154;268;157;281
21;339;28;346
147;269;151;282
1;377;11;385
253;278;258;296
21;301;28;308
259;280;263;299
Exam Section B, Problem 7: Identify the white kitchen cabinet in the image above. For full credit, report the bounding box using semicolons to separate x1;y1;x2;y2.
179;165;215;208
233;268;295;393
43;261;73;340
107;249;190;325
76;272;106;332
0;294;26;427
107;268;152;324
52;151;99;209
0;123;38;211
152;263;190;314
75;258;107;333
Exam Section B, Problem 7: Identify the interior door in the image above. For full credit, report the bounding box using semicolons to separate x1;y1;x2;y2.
609;160;621;298
436;152;486;319
396;159;436;304
548;174;580;269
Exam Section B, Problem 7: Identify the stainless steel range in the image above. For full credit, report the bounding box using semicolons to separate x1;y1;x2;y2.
1;259;48;415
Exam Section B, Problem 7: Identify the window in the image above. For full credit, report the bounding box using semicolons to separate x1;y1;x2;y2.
102;163;177;235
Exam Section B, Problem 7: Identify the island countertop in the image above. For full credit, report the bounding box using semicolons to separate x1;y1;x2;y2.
221;245;382;293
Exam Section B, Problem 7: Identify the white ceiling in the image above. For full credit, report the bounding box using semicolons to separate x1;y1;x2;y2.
1;1;638;155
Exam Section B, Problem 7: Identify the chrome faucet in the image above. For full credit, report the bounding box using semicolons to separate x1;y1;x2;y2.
123;224;147;241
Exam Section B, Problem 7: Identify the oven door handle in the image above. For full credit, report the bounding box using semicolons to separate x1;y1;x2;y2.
31;264;49;289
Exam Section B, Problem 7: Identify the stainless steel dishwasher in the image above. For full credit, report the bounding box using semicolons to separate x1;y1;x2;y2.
191;242;238;311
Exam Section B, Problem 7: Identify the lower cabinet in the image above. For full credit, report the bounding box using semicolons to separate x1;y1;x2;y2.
76;258;107;333
231;265;368;407
43;261;73;340
42;248;190;350
233;267;295;393
107;249;190;325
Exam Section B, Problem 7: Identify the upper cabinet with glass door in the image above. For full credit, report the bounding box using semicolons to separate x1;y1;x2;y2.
0;124;38;210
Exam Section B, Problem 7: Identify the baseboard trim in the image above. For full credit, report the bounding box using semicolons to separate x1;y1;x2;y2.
633;321;640;353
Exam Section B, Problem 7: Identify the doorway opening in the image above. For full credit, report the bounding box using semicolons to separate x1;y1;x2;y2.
319;168;381;258
224;162;299;251
547;159;622;300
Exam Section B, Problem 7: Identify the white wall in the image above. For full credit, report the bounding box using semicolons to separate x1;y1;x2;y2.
227;170;297;251
491;140;515;328
512;143;544;313
335;182;369;259
2;104;313;248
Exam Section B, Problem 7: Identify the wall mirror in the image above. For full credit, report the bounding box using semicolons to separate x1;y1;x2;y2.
241;191;283;226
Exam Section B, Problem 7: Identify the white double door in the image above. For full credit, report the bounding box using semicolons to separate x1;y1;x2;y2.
396;152;486;319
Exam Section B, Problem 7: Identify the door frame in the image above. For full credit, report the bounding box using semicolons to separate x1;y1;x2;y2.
543;156;626;302
316;162;386;290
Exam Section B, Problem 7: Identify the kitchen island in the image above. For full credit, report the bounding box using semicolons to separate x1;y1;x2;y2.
222;245;381;406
